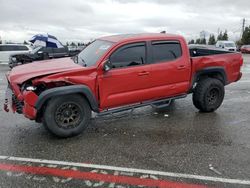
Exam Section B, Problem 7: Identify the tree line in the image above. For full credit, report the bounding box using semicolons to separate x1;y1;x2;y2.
65;42;86;46
238;25;250;45
189;26;250;46
188;30;228;45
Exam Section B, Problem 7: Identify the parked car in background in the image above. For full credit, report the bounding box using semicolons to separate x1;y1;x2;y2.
0;44;31;64
9;46;69;68
240;45;250;53
215;41;237;51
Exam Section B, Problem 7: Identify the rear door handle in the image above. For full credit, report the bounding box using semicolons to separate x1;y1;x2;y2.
138;71;149;76
177;65;186;70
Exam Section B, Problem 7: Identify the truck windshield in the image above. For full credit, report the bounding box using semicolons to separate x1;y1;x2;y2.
77;40;113;67
224;43;235;47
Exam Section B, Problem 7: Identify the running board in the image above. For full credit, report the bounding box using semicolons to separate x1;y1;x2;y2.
97;94;187;117
151;100;172;108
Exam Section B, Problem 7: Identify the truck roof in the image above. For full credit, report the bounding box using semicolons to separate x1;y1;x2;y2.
99;33;183;43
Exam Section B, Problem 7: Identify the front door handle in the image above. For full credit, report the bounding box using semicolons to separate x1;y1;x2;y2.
138;71;149;76
177;65;186;70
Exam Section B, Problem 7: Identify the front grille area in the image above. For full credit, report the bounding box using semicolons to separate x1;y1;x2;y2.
6;82;24;114
12;94;23;114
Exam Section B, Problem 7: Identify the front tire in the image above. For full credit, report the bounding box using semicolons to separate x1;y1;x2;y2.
43;94;91;138
192;78;225;112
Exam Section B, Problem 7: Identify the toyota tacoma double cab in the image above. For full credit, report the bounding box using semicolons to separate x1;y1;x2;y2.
4;33;243;137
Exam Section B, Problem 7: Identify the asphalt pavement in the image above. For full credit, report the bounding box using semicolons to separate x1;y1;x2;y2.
0;55;250;188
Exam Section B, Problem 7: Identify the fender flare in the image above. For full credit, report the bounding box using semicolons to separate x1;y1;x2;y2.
192;66;228;86
35;85;99;112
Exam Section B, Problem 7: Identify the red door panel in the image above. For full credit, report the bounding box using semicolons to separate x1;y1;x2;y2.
149;41;191;99
150;58;191;99
98;64;152;109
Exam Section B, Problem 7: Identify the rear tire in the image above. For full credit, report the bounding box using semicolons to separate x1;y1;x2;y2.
43;94;91;138
192;78;224;112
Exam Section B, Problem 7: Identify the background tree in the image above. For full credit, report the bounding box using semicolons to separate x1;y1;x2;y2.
70;42;76;46
188;39;195;44
217;31;223;41
200;38;206;44
23;40;28;45
236;40;242;46
217;30;228;41
241;26;250;45
208;34;216;45
195;38;201;44
66;42;69;46
222;30;228;40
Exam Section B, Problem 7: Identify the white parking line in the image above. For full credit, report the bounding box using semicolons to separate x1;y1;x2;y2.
0;155;249;185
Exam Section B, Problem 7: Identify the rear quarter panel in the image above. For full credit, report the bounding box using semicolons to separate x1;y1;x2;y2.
191;52;243;84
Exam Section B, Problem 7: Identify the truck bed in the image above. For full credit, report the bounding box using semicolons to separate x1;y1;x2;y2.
189;46;233;57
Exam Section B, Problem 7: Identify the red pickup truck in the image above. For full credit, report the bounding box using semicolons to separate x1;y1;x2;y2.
4;33;243;137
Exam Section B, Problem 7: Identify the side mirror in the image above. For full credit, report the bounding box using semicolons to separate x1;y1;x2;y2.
103;60;112;72
72;55;78;64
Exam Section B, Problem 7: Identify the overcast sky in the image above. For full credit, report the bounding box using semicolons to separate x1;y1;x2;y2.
0;0;250;43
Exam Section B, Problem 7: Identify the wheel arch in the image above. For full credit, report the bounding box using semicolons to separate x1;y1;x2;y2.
35;85;99;122
191;67;228;89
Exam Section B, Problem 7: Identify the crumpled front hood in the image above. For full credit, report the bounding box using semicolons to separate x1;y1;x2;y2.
8;57;82;84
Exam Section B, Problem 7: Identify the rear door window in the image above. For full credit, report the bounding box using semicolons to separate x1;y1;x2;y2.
151;41;182;63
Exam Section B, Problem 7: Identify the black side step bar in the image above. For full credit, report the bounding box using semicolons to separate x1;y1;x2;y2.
97;94;187;117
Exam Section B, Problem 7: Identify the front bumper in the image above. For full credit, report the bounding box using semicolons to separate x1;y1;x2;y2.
4;84;38;120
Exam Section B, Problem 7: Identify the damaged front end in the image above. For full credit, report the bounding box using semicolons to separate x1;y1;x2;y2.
3;58;93;122
4;81;39;120
4;84;15;113
4;75;73;122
